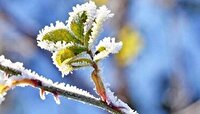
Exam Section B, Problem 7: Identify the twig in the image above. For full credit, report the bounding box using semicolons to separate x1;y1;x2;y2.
0;64;122;114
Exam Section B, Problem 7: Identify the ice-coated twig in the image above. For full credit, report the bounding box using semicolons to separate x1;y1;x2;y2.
0;55;123;114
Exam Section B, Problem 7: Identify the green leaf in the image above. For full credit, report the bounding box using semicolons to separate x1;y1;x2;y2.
55;48;75;66
68;58;92;65
95;46;106;55
80;11;87;23
84;28;92;47
42;29;81;44
69;58;92;68
70;11;87;43
67;45;87;55
55;45;87;66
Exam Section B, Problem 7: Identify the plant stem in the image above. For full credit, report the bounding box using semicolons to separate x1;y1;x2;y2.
87;50;108;102
0;64;122;114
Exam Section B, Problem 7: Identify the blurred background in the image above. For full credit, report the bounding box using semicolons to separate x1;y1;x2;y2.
0;0;200;114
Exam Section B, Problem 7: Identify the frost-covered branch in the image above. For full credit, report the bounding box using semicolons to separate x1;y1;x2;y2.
0;56;121;114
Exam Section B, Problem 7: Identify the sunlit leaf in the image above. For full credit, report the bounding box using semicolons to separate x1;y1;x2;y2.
69;58;92;68
42;29;81;44
55;45;87;66
67;45;87;55
84;28;92;47
55;49;75;66
95;46;106;55
70;12;87;43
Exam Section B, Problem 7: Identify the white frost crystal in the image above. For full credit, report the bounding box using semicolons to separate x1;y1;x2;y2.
94;37;122;61
37;21;72;52
38;41;74;52
67;1;114;47
88;6;114;47
0;71;6;104
0;55;97;105
37;21;67;41
67;1;97;34
52;51;74;77
37;1;114;52
0;92;6;104
105;87;138;114
0;55;24;71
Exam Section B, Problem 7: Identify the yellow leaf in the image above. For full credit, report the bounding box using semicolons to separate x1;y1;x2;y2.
116;25;143;67
92;0;108;6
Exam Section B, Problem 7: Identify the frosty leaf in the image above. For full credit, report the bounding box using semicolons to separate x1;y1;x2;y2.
42;29;81;44
88;6;114;47
84;28;93;47
95;46;106;54
54;45;87;66
70;11;87;42
52;46;88;76
37;21;84;52
67;1;97;35
69;58;92;64
67;45;87;55
94;37;122;61
55;49;75;66
69;58;92;67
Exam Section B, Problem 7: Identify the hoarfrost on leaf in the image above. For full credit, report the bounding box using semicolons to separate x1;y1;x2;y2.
94;37;122;61
88;6;114;47
67;1;97;35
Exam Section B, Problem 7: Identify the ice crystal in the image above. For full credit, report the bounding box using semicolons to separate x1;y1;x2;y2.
0;55;97;105
105;87;138;114
67;1;97;34
37;21;71;52
88;6;114;47
94;37;122;61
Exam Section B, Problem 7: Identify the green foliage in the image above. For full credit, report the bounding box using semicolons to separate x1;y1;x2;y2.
95;46;106;55
55;49;75;66
84;28;92;47
42;29;81;44
70;11;87;43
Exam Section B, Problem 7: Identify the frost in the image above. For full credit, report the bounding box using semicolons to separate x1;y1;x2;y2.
37;21;72;52
67;1;97;34
0;55;24;71
38;41;74;52
105;87;138;114
88;6;114;47
0;55;97;105
52;51;74;77
37;21;67;41
66;1;114;48
39;89;46;100
94;37;122;61
53;94;61;105
0;92;6;104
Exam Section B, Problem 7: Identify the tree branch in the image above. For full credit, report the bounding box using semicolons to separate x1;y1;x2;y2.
0;64;122;114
